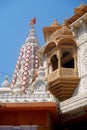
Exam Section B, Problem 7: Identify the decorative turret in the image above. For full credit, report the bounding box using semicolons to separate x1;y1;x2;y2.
11;18;39;94
43;19;61;42
0;75;12;95
50;19;61;27
2;75;10;88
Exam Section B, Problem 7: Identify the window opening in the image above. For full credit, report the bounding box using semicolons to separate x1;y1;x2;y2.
51;55;58;71
61;52;74;68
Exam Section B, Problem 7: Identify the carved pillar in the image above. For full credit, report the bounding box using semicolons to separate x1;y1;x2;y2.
47;63;49;75
57;49;61;76
49;63;52;74
74;56;77;68
44;61;48;77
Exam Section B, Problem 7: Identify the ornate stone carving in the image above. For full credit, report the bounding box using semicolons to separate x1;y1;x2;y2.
49;24;73;41
61;68;74;76
82;48;87;71
77;28;87;44
79;44;87;76
78;75;87;94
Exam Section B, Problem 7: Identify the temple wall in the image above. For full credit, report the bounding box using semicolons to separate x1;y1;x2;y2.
73;20;87;95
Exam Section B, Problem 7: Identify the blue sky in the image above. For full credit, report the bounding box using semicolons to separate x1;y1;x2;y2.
0;0;86;86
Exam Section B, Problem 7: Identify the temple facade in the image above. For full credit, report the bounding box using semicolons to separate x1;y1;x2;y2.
0;3;87;130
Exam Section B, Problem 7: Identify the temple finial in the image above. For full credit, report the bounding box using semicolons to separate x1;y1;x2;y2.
6;75;8;81
29;17;36;28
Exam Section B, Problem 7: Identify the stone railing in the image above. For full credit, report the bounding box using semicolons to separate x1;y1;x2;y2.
47;68;77;82
0;93;55;103
47;69;60;82
61;68;75;77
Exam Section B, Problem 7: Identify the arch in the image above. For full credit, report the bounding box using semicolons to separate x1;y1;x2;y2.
43;42;56;55
58;38;77;47
50;55;58;71
57;38;76;69
61;51;74;68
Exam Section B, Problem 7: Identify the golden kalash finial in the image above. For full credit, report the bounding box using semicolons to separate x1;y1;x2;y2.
6;75;8;81
29;17;36;28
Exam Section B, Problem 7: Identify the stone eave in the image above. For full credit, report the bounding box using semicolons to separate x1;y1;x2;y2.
42;26;61;42
70;13;87;28
60;92;87;114
67;5;87;25
0;102;56;110
0;102;58;123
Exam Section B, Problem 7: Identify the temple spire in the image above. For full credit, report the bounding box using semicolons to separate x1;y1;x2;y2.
11;20;39;94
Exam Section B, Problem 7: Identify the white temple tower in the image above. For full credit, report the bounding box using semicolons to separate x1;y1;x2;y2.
11;20;39;94
0;18;54;102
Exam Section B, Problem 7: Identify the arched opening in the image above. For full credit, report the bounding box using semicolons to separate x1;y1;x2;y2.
61;51;74;68
51;55;58;71
43;42;56;55
58;38;77;47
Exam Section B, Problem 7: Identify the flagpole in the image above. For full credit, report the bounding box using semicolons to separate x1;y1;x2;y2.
31;23;34;28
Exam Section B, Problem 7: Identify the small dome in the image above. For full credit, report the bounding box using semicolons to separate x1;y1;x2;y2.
52;23;72;38
50;19;61;27
2;75;10;88
49;22;73;40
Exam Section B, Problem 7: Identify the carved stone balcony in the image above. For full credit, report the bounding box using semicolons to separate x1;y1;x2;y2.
47;68;80;101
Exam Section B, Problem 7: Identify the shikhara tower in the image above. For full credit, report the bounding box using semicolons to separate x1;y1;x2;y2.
11;24;39;94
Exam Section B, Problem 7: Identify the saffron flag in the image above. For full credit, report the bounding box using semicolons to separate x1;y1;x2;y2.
29;17;36;25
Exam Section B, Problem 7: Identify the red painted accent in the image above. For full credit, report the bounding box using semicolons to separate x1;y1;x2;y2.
30;18;36;25
0;102;57;126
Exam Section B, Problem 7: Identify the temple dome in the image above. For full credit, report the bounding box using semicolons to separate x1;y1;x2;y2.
50;22;73;40
2;75;10;88
49;22;73;40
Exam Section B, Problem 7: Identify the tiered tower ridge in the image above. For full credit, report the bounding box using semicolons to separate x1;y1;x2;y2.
11;27;39;94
